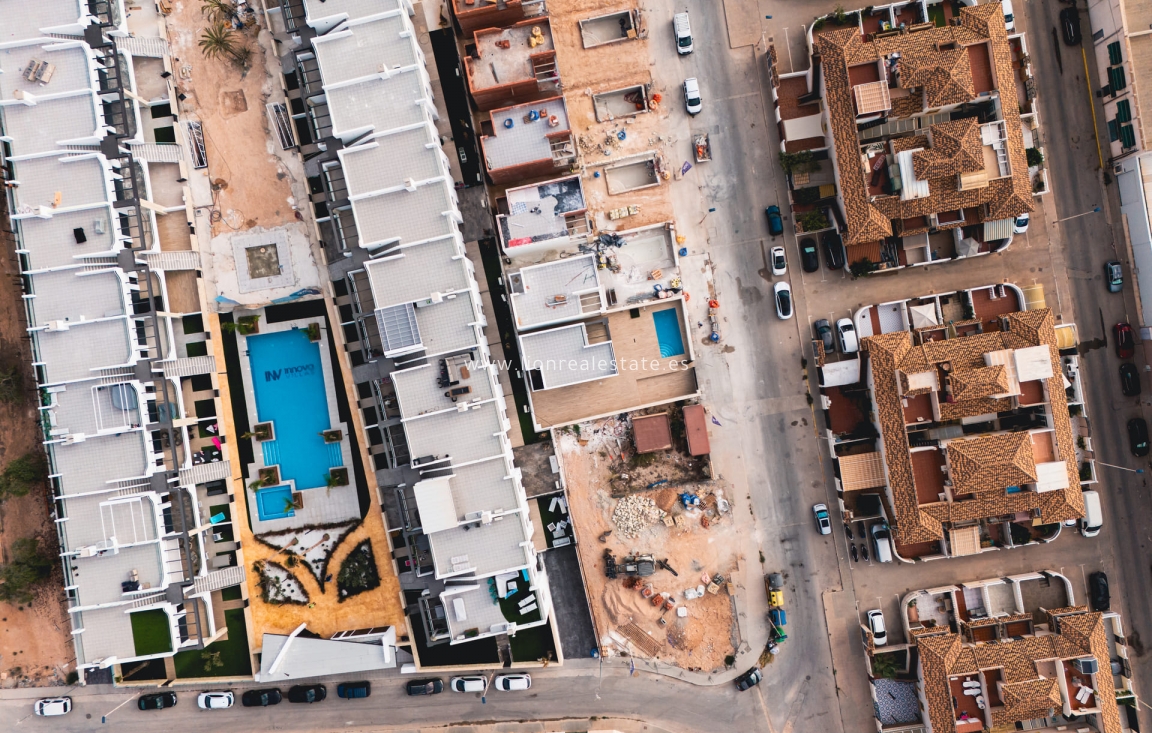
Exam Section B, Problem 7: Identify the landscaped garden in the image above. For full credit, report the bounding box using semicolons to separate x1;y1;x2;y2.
254;519;360;591
173;608;252;678
336;540;380;602
130;610;172;657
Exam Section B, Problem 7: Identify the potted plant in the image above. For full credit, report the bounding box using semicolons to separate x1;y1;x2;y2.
253;422;274;441
305;322;321;342
326;467;349;487
321;429;343;444
258;466;280;486
291;492;304;510
221;314;261;336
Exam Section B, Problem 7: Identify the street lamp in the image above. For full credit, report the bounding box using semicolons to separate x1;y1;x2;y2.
1095;460;1144;474
1054;206;1102;224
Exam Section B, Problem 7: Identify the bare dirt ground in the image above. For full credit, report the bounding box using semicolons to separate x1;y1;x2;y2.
166;0;300;235
558;415;739;672
0;207;73;687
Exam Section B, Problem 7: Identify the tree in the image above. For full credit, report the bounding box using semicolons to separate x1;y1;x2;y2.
198;22;248;64
798;210;830;232
871;652;900;679
200;0;236;24
0;537;54;603
778;150;820;176
0;453;44;501
1026;147;1044;168
849;257;880;279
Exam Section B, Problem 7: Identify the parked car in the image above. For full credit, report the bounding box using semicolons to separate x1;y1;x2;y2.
494;674;532;691
673;11;693;55
871;524;893;563
196;692;234;710
814;319;834;352
450;676;487;693
1060;7;1082;46
1114;322;1135;359
139;692;178;711
1121;363;1141;396
770;246;787;276
835;318;859;354
1088;571;1110;611
1105;261;1124;293
766;205;784;236
336;682;371;699
812;503;832;535
734;667;762;691
1081;490;1103;538
1001;0;1015;32
773;281;793;320
866;609;888;646
1014;212;1029;234
287;685;326;704
821;229;845;270
35;698;72;717
1129;417;1149;456
405;679;443;696
799;237;819;272
241;689;281;707
683;77;702;116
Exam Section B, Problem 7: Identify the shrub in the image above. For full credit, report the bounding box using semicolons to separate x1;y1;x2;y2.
871;652;900;678
0;453;44;501
1026;147;1044;168
337;541;381;602
798;210;830;231
0;537;54;603
792;187;822;205
849;258;879;279
778;150;821;176
0;365;23;404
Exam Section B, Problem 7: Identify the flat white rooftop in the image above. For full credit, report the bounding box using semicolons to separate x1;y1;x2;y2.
16;206;118;270
313;12;419;86
1;94;98;157
52;430;149;496
339;125;445;196
9;154;108;211
429;511;530;578
364;238;470;309
26;269;124;326
509;254;601;330
519;323;617;389
391;357;494;420
403;399;506;466
0;43;92;100
352;179;457;250
484;98;569;171
303;0;407;24
0;0;84;45
36;318;132;384
499;176;586;250
325;70;430;139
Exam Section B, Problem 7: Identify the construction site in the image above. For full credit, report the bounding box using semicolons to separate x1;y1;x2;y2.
556;408;740;672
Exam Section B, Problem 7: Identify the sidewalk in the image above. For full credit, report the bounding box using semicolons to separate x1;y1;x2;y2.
335;718;673;733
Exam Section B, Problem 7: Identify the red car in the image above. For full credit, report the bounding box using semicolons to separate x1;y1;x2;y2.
1114;322;1136;359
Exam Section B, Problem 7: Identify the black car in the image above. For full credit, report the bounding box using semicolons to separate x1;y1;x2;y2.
1088;571;1110;612
735;667;763;691
336;682;371;699
286;685;326;704
406;678;444;696
821;230;845;270
1128;417;1150;457
1121;363;1141;396
241;689;282;707
814;319;834;352
138;692;177;711
799;237;820;273
1060;7;1082;46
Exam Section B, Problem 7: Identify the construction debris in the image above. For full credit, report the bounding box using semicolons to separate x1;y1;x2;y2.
612;494;666;538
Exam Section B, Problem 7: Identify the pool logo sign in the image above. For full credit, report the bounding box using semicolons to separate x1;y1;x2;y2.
265;363;317;382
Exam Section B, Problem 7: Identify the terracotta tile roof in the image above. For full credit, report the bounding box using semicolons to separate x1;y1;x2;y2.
946;432;1036;493
862;308;1083;547
815;5;1034;246
891;133;929;153
913;117;985;179
915;609;1123;733
948;364;1008;400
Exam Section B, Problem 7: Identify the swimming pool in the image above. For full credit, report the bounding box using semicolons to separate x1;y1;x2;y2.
246;329;341;490
255;485;295;521
652;308;685;358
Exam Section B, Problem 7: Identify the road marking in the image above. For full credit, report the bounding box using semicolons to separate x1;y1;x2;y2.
755;685;780;733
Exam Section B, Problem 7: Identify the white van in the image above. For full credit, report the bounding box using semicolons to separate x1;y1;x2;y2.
673;12;693;55
871;524;894;563
1080;490;1103;538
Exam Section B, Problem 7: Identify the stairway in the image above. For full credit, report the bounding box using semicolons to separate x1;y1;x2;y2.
585;321;609;344
191;565;246;595
96;366;136;385
579;291;601;314
128;592;166;609
118;35;170;59
160;356;215;379
142;250;200;272
128;141;183;163
262;440;281;469
179;461;231;486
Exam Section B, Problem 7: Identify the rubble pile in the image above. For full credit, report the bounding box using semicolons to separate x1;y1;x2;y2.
612;495;666;538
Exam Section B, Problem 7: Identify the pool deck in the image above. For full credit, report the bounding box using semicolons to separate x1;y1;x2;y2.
525;300;699;429
235;316;361;535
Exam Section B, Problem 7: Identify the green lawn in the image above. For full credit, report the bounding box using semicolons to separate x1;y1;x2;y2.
498;575;542;625
509;622;556;663
130;610;173;657
220;584;243;602
173;608;252;678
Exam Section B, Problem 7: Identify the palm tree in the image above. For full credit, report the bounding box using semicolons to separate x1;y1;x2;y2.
201;0;236;24
199;22;242;62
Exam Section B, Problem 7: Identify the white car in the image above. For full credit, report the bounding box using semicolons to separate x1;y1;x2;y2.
684;77;702;116
34;698;72;717
835;318;858;353
812;503;831;535
773;281;793;320
1001;0;1015;32
1013;212;1029;234
197;691;235;710
494;674;532;691
866;609;888;646
450;675;487;693
770;246;787;276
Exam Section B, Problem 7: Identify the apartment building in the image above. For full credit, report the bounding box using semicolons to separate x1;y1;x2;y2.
464;18;558;111
0;0;243;672
775;1;1043;271
265;0;554;660
866;572;1137;733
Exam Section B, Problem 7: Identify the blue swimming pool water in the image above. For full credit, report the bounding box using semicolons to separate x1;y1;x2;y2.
652;308;685;358
255;485;295;521
247;329;341;490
